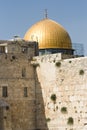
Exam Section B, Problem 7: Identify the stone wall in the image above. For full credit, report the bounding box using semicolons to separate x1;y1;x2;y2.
0;60;36;130
34;54;87;130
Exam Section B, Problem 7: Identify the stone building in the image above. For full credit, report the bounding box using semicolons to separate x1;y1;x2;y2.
0;40;42;130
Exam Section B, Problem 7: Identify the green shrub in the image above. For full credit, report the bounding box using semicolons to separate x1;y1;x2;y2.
79;69;84;75
50;94;57;111
46;118;51;122
67;117;74;125
56;106;58;110
69;60;72;63
53;59;55;63
33;63;40;68
50;94;56;102
61;107;67;113
55;62;61;67
32;58;36;61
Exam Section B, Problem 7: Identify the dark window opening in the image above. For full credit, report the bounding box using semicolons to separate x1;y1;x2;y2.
0;46;5;53
24;87;28;97
22;67;26;77
2;86;8;97
6;106;9;110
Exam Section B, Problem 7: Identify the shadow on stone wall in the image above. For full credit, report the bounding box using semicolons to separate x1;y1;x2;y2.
34;68;49;130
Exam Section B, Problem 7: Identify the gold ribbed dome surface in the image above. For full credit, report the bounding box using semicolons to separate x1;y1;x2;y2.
24;18;72;49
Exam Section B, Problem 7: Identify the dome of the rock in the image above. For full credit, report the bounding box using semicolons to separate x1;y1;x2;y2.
24;17;73;55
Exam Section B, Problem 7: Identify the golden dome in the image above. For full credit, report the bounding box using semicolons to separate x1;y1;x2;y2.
24;18;72;49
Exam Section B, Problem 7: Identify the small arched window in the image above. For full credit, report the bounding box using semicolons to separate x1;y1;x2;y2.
2;86;8;97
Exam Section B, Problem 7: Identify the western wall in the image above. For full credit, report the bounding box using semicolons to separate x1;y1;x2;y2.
34;53;87;130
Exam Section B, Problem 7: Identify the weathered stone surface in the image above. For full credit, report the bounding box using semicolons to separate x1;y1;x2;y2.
0;40;40;130
35;54;87;130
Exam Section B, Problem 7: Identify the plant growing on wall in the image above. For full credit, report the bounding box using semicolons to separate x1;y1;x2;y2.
33;63;40;68
51;94;56;103
46;118;51;122
12;55;16;60
50;94;57;111
67;117;74;125
79;69;84;75
69;60;72;63
55;61;61;67
61;107;67;114
56;106;58;110
32;58;37;61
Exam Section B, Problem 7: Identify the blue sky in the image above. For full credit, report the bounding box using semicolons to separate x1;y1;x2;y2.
0;0;87;55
